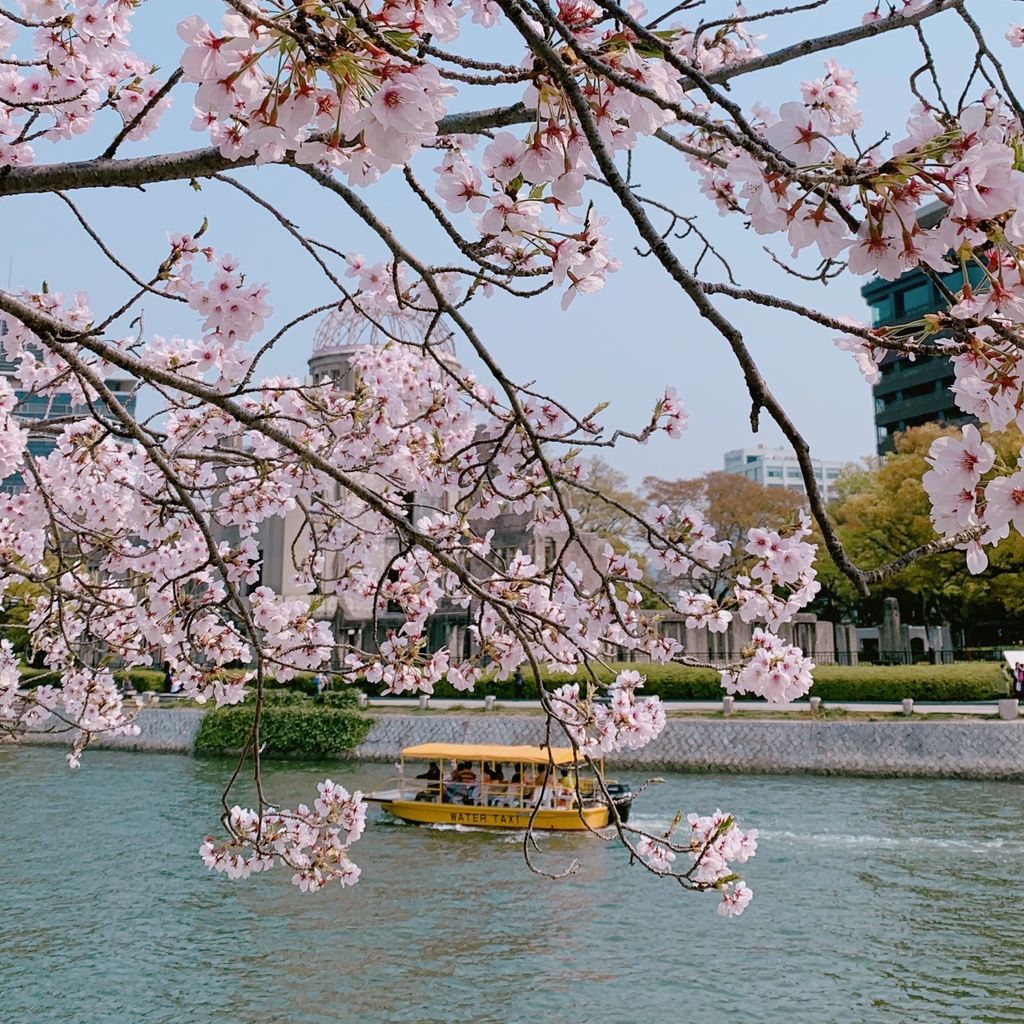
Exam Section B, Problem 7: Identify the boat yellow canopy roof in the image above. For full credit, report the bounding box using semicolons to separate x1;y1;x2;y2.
400;743;580;766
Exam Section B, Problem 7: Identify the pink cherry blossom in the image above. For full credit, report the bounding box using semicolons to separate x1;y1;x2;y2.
763;101;832;166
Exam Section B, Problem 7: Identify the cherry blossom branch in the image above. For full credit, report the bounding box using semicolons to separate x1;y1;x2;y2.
100;68;185;161
953;1;1024;121
701;281;967;356
500;0;873;596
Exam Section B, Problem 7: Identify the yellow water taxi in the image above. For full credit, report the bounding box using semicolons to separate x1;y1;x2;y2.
366;742;633;831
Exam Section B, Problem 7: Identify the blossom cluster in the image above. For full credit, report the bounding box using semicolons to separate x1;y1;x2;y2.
670;510;819;685
551;670;667;754
0;1;170;168
200;780;367;892
648;503;730;579
921;424;997;573
734;514;820;629
634;809;758;917
180;12;454;177
721;628;815;704
687;810;758;917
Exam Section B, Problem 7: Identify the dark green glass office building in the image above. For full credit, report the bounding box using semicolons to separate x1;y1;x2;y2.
861;259;985;455
0;320;137;491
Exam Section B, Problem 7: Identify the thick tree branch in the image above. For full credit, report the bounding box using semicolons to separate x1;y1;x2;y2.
703;0;959;83
0;104;530;197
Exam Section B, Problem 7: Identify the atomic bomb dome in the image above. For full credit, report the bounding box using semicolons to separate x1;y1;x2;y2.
308;299;457;386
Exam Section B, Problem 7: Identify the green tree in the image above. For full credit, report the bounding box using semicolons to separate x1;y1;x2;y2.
819;424;1024;641
570;455;647;544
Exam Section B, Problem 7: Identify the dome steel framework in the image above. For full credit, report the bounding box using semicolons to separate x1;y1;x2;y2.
312;299;456;355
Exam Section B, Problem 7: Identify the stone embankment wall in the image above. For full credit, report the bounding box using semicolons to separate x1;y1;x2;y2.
22;708;205;753
17;709;1024;779
357;713;1024;780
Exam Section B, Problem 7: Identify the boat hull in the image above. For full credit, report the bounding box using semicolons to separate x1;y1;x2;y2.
381;799;610;831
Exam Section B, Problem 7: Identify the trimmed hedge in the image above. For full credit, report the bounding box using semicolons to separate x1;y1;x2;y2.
192;661;1002;703
798;663;1005;701
425;661;1007;702
19;660;1007;704
195;701;371;757
18;667;363;700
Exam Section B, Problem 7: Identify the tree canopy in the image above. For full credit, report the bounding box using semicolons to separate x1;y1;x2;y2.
819;425;1024;641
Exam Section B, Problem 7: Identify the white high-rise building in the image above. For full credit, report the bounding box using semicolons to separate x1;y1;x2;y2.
722;445;848;502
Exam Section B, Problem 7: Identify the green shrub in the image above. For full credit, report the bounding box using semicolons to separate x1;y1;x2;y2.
245;688;311;705
120;668;168;691
322;688;360;708
194;703;371;757
0;623;31;658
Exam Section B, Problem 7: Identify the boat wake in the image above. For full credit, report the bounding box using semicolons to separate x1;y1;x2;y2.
391;818;531;838
612;816;1023;856
762;830;1024;855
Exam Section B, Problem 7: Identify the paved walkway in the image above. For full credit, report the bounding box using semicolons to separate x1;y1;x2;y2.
367;698;1009;716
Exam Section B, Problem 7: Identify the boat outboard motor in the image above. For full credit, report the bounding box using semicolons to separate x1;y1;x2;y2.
604;782;633;823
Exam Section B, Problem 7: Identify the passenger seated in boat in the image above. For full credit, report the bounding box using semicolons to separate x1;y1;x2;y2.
483;763;508;805
555;774;576;809
444;762;480;804
442;762;460;803
534;776;555;809
515;768;538;807
413;762;441;801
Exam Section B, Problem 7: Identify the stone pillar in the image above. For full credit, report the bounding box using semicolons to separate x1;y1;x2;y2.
729;619;753;657
834;622;859;666
815;620;835;664
686;626;709;663
879;597;902;665
940;622;954;662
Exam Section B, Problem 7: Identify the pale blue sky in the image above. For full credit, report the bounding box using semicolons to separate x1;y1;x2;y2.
0;1;1017;483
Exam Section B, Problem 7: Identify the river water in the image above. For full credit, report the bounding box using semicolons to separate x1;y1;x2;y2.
2;748;1022;1024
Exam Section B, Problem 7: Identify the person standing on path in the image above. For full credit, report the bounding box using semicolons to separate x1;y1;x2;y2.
513;667;525;701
